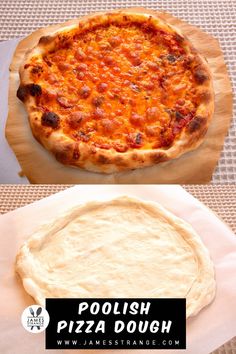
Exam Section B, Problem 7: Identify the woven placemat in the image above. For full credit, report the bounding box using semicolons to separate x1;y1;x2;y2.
0;0;235;183
0;184;235;353
1;185;235;232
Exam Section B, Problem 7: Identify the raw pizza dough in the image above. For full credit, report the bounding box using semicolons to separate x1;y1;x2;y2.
15;196;216;317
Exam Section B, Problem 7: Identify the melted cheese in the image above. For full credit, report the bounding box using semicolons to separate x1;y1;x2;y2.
29;21;198;151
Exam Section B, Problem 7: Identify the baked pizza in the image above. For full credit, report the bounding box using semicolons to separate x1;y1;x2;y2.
16;10;214;173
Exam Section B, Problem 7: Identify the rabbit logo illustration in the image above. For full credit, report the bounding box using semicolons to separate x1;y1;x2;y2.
21;305;50;333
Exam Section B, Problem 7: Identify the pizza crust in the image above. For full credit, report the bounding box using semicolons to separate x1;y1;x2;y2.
17;10;214;173
15;196;216;318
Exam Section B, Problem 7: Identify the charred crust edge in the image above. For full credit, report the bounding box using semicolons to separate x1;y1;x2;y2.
39;35;54;45
194;68;209;84
16;86;28;102
150;152;168;164
28;83;42;96
199;90;212;103
97;154;111;164
54;143;75;164
174;32;185;43
187;116;206;133
16;84;42;101
41;111;60;129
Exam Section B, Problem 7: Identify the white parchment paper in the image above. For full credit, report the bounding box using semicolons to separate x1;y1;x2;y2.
0;185;236;354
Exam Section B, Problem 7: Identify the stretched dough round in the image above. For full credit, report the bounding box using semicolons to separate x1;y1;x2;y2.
15;196;215;317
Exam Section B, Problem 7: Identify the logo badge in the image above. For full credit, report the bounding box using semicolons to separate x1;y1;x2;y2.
21;305;50;333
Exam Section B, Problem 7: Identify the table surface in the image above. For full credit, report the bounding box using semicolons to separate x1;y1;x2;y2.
0;0;235;183
0;184;235;353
